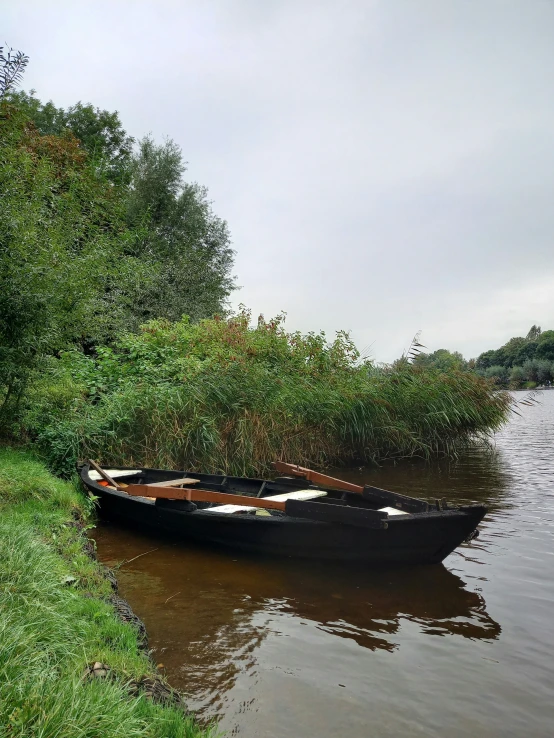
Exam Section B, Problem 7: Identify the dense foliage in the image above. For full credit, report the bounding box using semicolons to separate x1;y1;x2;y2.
0;102;140;424
24;311;512;477
124;136;235;326
413;349;469;372
1;86;235;425
7;90;135;184
7;91;235;328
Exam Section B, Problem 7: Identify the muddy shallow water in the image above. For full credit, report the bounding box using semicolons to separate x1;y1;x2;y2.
93;391;554;737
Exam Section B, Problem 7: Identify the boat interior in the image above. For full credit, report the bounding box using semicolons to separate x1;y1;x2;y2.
85;466;434;517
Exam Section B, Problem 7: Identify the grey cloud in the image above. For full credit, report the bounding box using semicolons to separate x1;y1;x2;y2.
4;0;554;360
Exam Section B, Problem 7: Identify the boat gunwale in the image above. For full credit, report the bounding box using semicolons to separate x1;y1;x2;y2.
79;464;486;525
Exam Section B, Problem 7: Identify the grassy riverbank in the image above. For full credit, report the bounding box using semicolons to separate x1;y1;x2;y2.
0;448;213;738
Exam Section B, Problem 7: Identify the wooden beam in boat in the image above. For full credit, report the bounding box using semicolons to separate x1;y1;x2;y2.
125;484;287;510
273;461;364;494
88;469;142;481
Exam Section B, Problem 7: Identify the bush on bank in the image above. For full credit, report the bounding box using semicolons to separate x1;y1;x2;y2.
0;448;214;738
23;311;513;477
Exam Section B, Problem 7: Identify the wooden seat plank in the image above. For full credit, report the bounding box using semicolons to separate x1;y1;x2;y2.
145;478;199;488
378;506;409;516
89;469;142;481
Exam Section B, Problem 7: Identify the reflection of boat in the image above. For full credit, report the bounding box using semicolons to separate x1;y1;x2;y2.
280;563;501;651
96;523;500;712
81;462;486;565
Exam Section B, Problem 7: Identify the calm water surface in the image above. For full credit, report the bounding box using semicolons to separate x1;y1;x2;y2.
93;391;554;737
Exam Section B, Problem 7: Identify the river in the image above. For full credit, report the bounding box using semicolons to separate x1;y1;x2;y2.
93;391;554;737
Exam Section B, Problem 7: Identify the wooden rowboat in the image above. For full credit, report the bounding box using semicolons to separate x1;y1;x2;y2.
79;462;486;565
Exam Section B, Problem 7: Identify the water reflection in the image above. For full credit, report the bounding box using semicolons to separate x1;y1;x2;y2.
95;523;500;715
283;565;500;649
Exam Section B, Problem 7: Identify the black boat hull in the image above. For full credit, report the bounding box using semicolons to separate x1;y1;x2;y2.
81;466;486;565
94;489;484;564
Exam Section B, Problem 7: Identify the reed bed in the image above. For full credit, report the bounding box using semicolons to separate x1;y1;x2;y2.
27;313;513;477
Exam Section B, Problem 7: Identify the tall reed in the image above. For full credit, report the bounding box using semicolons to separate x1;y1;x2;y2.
27;312;512;476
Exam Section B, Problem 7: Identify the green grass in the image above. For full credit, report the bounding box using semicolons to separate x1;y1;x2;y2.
0;448;215;738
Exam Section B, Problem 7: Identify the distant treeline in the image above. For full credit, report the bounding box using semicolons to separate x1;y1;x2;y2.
415;325;554;388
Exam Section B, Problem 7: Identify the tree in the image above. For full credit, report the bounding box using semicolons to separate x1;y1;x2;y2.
535;360;553;384
523;359;539;383
0;102;138;421
476;330;548;370
7;91;134;184
501;337;527;367
526;324;542;341
0;52;237;429
536;338;554;362
484;365;509;386
476;349;500;370
509;365;526;388
514;341;537;365
123;136;235;326
539;330;554;343
414;349;467;371
0;46;28;97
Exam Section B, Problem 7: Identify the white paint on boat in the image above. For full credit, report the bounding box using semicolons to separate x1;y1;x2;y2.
259;489;328;503
205;504;258;514
378;506;409;516
88;469;142;481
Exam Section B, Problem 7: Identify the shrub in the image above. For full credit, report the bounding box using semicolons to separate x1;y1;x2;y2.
484;365;509;386
509;365;526;389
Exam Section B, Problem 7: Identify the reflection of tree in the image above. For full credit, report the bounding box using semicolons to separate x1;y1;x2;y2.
95;522;501;721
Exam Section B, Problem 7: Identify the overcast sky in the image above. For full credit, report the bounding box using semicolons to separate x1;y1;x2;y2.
4;0;554;361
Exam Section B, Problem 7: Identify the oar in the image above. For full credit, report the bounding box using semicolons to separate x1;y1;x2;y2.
88;460;120;489
273;461;364;494
124;484;287;511
274;461;429;513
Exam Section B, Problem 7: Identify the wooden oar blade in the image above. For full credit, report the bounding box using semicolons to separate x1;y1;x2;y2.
273;461;364;494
